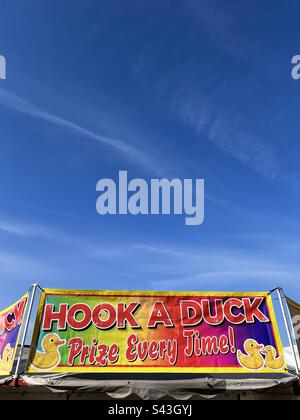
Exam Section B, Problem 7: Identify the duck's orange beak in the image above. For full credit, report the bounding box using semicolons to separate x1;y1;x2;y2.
256;344;264;351
57;339;66;347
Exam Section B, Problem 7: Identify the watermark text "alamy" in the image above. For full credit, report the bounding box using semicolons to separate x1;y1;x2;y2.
0;55;6;80
96;171;205;226
292;55;300;80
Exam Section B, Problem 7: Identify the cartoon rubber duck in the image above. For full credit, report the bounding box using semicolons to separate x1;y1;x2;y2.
237;339;265;370
261;345;285;370
0;344;14;373
31;333;66;371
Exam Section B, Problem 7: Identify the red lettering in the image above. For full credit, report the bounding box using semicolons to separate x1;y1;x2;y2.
68;338;119;367
180;297;270;327
148;340;159;360
92;303;116;329
125;334;178;365
43;304;68;331
117;303;140;328
95;344;108;366
108;344;119;364
4;313;17;331
68;337;83;366
126;334;138;362
202;299;224;325
13;299;27;326
138;341;148;361
219;335;229;354
68;304;92;330
0;299;27;333
183;330;195;357
224;299;245;324
201;336;218;355
181;301;203;327
244;298;269;323
80;345;90;365
148;302;173;328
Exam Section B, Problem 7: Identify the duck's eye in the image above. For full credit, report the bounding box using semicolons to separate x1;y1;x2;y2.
50;338;54;343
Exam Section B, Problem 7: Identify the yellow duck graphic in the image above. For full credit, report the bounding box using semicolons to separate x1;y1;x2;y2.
0;344;14;373
237;339;265;371
31;333;66;371
261;345;285;370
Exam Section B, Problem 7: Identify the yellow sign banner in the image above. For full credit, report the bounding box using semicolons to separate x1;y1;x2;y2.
27;289;286;374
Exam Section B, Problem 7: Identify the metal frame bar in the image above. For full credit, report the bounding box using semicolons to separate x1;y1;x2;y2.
36;284;44;292
13;283;38;379
276;288;300;375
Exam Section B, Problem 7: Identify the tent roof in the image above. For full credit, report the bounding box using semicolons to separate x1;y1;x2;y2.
1;346;299;399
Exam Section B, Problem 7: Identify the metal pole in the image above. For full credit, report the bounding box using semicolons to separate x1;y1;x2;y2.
277;288;300;375
13;283;38;379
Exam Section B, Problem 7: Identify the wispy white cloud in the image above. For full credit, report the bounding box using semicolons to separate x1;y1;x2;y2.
171;88;280;180
0;218;69;242
0;89;237;210
0;216;122;258
132;243;299;291
0;218;97;261
0;221;30;236
0;88;160;173
131;2;280;180
133;55;280;180
0;216;299;296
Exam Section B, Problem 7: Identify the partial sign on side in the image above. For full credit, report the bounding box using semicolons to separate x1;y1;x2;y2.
0;295;28;376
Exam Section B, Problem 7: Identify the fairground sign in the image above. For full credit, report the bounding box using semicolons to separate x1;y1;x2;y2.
0;294;28;376
27;289;286;374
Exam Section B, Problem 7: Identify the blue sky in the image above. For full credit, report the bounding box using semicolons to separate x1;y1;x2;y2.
0;0;300;307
